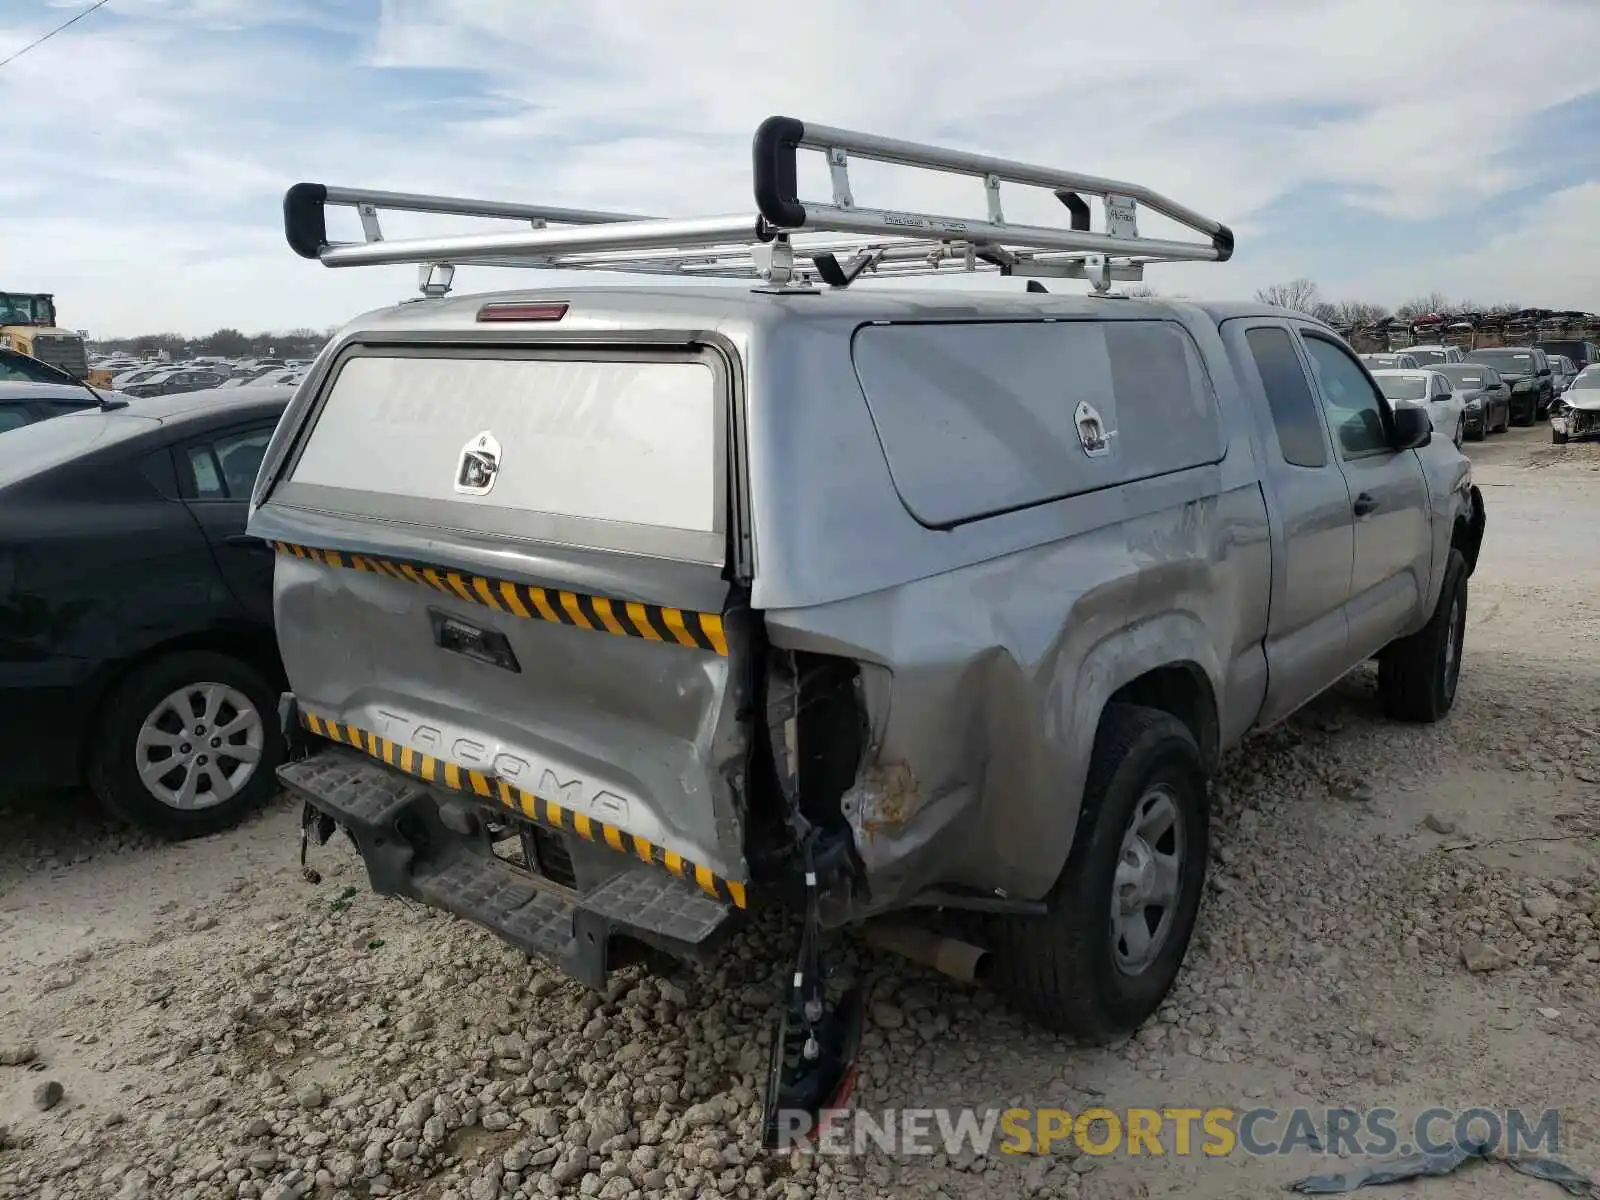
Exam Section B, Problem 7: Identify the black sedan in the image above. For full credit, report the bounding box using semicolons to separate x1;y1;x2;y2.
1435;365;1511;440
0;386;293;836
1464;348;1554;425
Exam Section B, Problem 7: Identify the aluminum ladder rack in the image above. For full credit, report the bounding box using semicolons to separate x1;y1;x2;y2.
282;115;1235;296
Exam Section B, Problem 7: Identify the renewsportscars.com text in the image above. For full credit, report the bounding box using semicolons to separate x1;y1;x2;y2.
773;1106;1561;1158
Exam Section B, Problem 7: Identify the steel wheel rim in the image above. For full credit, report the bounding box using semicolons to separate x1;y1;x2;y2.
135;682;263;810
1111;783;1184;975
1443;591;1464;701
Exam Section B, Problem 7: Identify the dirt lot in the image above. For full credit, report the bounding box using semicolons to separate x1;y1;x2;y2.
3;425;1598;1200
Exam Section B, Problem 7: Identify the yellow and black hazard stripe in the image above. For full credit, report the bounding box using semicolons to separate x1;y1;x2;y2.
300;709;748;910
270;540;727;656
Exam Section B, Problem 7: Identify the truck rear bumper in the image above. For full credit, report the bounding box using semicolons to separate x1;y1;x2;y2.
279;747;741;989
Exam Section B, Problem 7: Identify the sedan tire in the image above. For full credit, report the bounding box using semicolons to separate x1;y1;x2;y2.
87;650;286;838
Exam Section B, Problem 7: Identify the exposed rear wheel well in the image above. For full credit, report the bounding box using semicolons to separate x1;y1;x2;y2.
1107;664;1219;770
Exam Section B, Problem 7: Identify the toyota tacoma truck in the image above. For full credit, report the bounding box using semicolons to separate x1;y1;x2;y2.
256;117;1486;1137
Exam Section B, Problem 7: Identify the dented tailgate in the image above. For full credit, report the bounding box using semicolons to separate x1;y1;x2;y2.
249;338;750;892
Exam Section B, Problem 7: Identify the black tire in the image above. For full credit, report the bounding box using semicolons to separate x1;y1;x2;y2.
1495;406;1509;433
987;704;1208;1042
1377;548;1468;723
1552;427;1569;445
87;650;286;839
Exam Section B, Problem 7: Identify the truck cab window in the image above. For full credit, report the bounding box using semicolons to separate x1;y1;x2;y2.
1303;335;1390;458
1245;326;1327;468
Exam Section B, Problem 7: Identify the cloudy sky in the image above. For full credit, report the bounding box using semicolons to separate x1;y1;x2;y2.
2;0;1597;337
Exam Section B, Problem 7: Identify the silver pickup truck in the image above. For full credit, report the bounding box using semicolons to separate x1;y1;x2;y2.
255;118;1486;1135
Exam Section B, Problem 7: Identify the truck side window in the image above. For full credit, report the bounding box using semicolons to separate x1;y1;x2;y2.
1244;327;1326;468
1302;335;1389;458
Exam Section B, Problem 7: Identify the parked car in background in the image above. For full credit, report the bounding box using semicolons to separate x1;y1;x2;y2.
111;365;170;390
252;368;308;389
1370;368;1465;447
1435;365;1511;440
123;368;232;398
0;386;294;836
1403;344;1467;367
0;382;110;433
1534;339;1598;375
1464;347;1553;424
1361;351;1421;371
1548;354;1576;393
1550;366;1600;445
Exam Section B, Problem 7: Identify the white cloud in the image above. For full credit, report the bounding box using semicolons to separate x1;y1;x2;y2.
0;0;1595;334
1353;182;1600;310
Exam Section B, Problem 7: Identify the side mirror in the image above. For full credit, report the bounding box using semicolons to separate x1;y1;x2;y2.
1538;367;1552;377
1389;404;1432;450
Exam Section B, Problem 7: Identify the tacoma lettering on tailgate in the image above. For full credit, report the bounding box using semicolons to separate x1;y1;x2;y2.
374;709;635;828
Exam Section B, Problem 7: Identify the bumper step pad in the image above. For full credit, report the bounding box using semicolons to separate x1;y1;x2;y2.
279;749;737;989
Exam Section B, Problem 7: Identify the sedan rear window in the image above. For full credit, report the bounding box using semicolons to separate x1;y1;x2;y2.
1469;351;1535;373
1376;375;1428;401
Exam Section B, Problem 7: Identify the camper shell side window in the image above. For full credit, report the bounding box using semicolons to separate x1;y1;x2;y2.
850;318;1224;529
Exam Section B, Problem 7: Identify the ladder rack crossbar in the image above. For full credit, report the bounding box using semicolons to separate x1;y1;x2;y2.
783;120;1227;246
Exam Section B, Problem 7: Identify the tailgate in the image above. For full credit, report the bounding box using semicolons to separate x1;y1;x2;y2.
249;340;751;890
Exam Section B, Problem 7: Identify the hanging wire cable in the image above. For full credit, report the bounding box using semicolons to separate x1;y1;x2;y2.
0;0;113;73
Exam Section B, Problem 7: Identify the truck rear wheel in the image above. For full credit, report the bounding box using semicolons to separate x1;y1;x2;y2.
1377;548;1467;723
987;704;1208;1042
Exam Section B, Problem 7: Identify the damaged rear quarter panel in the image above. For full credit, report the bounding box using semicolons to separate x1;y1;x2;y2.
766;488;1268;914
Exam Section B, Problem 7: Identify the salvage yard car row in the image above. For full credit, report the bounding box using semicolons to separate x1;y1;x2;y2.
1360;344;1571;435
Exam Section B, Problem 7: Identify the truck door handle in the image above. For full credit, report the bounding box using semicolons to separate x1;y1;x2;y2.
223;533;267;549
1353;493;1378;516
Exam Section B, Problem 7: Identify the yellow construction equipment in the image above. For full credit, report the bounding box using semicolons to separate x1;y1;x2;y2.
0;291;113;386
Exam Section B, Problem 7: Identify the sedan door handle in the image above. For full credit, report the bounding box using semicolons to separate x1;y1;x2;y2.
1352;492;1379;517
223;533;268;549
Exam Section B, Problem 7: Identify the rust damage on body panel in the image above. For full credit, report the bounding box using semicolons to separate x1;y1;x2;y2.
840;760;920;845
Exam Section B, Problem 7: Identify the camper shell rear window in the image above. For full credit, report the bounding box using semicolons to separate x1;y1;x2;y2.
850;318;1223;528
270;344;730;565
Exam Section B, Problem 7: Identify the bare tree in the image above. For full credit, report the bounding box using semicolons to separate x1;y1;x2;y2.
1395;293;1451;322
1330;300;1391;328
1121;284;1158;298
1255;278;1324;315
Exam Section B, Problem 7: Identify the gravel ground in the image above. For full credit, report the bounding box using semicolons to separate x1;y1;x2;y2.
3;424;1599;1200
